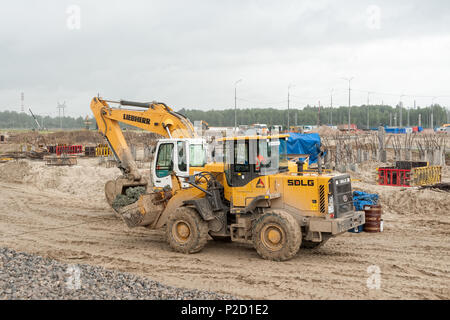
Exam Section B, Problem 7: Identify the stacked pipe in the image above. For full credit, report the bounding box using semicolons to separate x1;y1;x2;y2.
84;146;96;157
56;145;83;156
47;146;57;154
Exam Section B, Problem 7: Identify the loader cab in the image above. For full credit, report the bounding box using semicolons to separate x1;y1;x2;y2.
222;135;289;187
152;138;207;189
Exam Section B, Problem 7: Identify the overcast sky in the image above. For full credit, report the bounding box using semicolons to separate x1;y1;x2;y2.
1;0;450;117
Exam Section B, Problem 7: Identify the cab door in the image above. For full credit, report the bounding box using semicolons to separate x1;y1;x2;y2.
153;142;174;188
175;140;191;188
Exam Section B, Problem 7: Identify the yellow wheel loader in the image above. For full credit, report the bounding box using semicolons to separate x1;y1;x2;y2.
91;97;365;261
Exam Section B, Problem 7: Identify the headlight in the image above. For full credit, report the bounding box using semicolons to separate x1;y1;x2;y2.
328;195;334;214
336;177;350;185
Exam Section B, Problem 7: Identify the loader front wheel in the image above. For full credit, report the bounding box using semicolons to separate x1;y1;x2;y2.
252;210;301;261
166;206;209;254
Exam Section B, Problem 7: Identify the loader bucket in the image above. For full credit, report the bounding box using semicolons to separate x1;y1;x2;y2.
105;177;149;206
115;191;172;228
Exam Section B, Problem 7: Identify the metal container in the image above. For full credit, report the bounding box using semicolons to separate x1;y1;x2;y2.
364;205;383;233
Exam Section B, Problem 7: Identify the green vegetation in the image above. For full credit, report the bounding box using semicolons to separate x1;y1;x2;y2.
0;111;85;129
0;104;448;130
179;104;449;129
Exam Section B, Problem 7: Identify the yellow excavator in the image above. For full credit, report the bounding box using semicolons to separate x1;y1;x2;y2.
91;97;364;261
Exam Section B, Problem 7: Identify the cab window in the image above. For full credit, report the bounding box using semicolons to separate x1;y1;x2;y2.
177;141;187;172
156;143;174;178
256;139;272;172
278;138;289;169
234;140;249;173
189;144;206;167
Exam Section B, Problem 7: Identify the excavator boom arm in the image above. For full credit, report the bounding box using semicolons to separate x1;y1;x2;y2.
90;97;196;180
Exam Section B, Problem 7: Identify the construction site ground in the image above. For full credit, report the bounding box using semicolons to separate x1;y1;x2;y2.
0;156;448;300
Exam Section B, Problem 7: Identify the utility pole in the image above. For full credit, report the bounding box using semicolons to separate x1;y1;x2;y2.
445;108;450;123
407;103;410;127
330;89;334;126
21;92;25;113
414;100;417;127
234;79;242;131
342;77;354;131
317;101;321;127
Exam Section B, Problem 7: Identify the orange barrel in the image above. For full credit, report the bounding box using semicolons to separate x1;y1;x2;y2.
364;205;383;233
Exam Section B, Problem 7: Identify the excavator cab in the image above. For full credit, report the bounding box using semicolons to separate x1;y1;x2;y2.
152;138;208;189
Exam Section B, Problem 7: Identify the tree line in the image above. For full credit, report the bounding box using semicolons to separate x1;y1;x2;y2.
179;104;449;129
0;110;86;129
0;104;448;130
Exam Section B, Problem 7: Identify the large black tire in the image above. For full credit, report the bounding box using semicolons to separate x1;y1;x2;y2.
252;210;301;261
166;206;209;254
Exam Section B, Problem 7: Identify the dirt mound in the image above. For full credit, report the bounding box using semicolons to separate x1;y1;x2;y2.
7;130;159;147
0;161;31;183
310;126;338;136
352;180;450;216
0;159;123;204
8;130;104;146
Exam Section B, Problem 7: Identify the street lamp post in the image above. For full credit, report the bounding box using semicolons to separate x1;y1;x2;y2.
431;97;437;129
330;89;334;126
399;94;405;128
367;92;372;130
287;84;295;132
342;78;354;131
234;79;242;131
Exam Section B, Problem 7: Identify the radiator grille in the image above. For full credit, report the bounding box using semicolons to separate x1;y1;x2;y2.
337;183;351;194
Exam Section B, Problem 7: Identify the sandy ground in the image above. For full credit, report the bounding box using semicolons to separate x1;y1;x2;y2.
0;158;449;300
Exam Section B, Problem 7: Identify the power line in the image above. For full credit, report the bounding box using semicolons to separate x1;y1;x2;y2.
57;101;67;130
352;88;450;99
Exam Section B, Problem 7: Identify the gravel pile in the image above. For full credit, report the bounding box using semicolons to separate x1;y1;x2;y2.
0;247;235;300
112;186;146;211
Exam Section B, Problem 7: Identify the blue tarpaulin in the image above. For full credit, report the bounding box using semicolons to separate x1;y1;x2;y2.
353;191;379;211
284;133;322;164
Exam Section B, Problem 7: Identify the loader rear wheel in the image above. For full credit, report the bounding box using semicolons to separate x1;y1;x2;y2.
166;206;209;254
252;210;301;261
